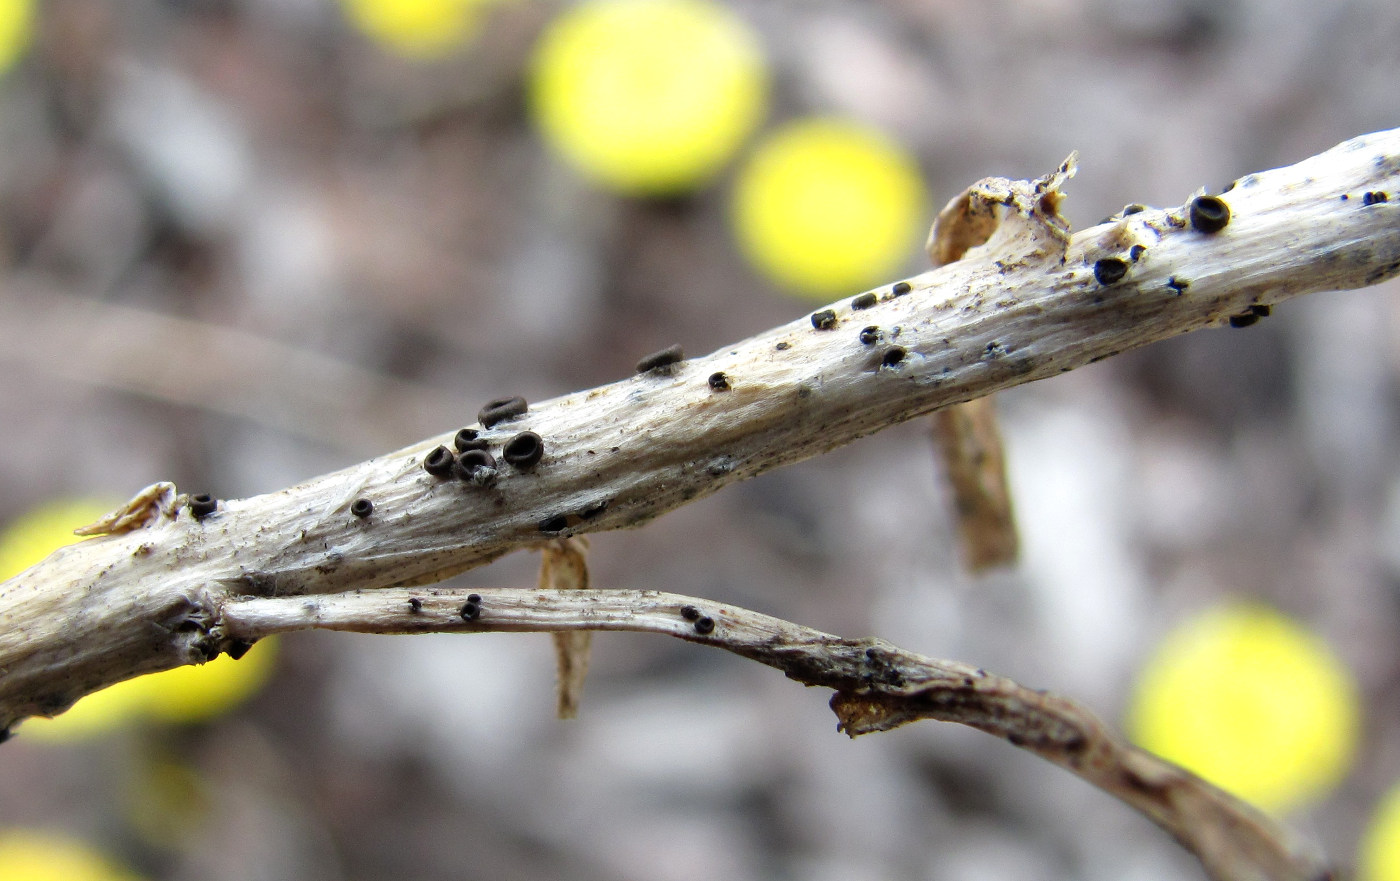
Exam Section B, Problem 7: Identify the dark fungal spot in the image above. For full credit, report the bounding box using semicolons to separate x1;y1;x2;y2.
189;494;218;519
1189;195;1231;233
455;449;499;486
423;445;456;477
881;346;908;368
468;593;481;603
892;281;912;296
1093;258;1129;285
226;639;255;661
1166;276;1189;294
539;514;569;533
636;343;685;374
478;396;528;428
460;600;480;621
1228;312;1259;328
1363;191;1390;206
1221;180;1237;194
859;325;881;345
1122;203;1146;215
680;605;700;621
775;341;790;351
694;616;715;635
502;431;544;469
1250;304;1272;317
811;309;837;330
579;499;609;520
1129;244;1146;261
851;292;878;310
454;428;487;452
1341;193;1350;201
408;597;423;613
708;372;730;391
351;498;374;518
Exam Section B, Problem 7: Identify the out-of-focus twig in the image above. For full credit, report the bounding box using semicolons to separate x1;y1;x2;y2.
0;290;461;453
539;537;593;719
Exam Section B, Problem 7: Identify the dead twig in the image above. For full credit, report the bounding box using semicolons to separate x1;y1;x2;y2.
219;586;1333;881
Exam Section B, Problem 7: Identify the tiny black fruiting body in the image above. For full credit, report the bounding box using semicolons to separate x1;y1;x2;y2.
775;341;790;351
468;594;481;603
423;445;455;477
851;292;877;310
708;372;730;391
881;346;908;368
892;281;912;296
636;344;685;373
454;428;487;452
811;309;837;330
1189;195;1231;233
1094;258;1129;285
408;597;423;613
1122;203;1147;215
859;325;881;345
1129;244;1146;261
539;514;569;533
502;431;544;469
478;396;528;428
1166;276;1189;294
460;601;480;622
680;605;700;621
1363;191;1390;206
351;498;374;518
1228;313;1259;328
455;449;498;484
190;494;218;519
694;617;716;635
1250;304;1272;317
226;639;255;661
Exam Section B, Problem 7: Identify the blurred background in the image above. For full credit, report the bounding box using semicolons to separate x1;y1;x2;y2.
0;0;1399;879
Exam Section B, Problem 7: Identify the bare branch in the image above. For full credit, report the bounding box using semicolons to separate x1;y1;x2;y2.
219;586;1333;881
1;126;1396;878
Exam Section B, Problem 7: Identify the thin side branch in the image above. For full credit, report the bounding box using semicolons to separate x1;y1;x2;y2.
219;586;1331;881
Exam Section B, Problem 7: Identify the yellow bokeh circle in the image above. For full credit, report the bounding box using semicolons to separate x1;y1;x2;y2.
1127;602;1360;812
0;829;144;881
0;0;33;76
731;117;926;298
340;0;505;58
1;499;277;742
530;0;769;195
1361;782;1400;881
21;640;278;742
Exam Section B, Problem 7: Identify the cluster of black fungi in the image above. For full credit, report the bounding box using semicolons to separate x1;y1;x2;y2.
422;396;545;488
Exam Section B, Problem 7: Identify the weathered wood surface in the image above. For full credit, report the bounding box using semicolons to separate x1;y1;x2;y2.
3;126;1397;881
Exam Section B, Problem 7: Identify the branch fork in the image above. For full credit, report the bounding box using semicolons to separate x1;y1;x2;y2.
4;127;1399;881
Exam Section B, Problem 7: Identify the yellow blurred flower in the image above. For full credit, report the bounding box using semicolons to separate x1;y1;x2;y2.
1127;602;1360;812
0;498;112;582
530;0;769;195
1;499;277;742
340;0;510;58
730;117;926;298
1361;781;1400;881
0;0;34;76
0;829;144;881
